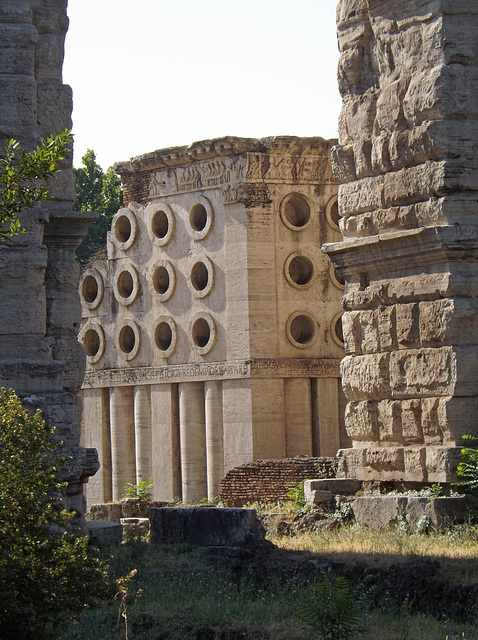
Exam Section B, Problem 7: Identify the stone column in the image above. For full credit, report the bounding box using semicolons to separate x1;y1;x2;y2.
324;0;478;482
134;385;152;485
150;384;181;501
81;388;111;504
285;378;313;456
110;386;135;500
179;382;207;503
204;380;224;500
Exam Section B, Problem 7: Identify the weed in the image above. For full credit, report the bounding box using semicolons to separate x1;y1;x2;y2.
122;478;153;500
296;573;374;640
287;481;307;509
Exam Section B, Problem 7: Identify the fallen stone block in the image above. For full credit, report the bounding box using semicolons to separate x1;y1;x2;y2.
148;507;267;548
121;517;150;542
86;520;123;545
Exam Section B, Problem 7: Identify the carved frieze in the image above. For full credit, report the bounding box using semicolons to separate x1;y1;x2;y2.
149;156;246;198
82;358;341;388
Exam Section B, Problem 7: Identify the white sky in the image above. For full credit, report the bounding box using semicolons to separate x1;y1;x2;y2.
63;0;341;169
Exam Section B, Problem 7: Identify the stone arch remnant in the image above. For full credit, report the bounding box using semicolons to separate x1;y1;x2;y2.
323;0;478;482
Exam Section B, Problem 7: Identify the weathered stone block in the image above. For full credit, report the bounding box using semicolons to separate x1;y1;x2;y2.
304;478;361;500
396;303;419;348
401;399;423;444
420;298;478;346
148;508;267;547
390;347;456;398
88;503;122;523
377;399;402;443
86;520;123;545
345;401;379;441
341;353;391;400
353;496;408;530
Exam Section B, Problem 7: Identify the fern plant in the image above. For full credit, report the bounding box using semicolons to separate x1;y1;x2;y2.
296;574;373;640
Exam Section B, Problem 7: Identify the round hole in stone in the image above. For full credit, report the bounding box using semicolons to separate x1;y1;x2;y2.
282;194;310;228
192;317;210;348
119;325;135;354
151;209;169;239
334;268;345;287
190;203;208;232
191;261;208;291
153;266;170;295
83;329;100;357
81;274;99;303
330;199;340;227
155;322;173;351
117;270;134;298
290;314;315;345
334;315;344;345
115;214;132;243
288;255;314;286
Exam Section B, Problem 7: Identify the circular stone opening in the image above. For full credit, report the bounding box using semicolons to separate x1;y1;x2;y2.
155;322;173;351
119;325;135;354
290;314;316;345
83;328;100;357
334;268;345;287
117;270;134;298
153;266;170;295
115;215;132;243
192;317;210;348
288;255;314;286
191;261;209;291
190;203;208;232
282;194;310;228
81;274;99;304
330;199;340;227
152;210;169;239
334;315;344;345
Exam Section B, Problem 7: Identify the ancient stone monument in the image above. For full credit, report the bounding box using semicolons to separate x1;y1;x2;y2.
324;0;478;483
0;0;98;519
79;136;345;505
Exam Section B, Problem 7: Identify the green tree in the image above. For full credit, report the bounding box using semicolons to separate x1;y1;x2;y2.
0;130;71;241
0;388;112;640
74;149;123;265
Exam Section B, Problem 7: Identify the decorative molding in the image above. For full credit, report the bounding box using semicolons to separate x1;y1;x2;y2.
149;156;246;198
82;358;341;388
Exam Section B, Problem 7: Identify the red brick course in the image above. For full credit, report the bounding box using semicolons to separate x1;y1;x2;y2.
219;456;338;507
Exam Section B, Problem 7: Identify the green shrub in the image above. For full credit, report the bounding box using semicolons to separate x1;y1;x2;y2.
122;477;153;500
455;435;478;493
0;388;112;640
287;481;306;509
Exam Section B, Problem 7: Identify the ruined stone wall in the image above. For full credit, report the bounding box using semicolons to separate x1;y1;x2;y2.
0;0;97;520
324;0;478;482
219;456;338;507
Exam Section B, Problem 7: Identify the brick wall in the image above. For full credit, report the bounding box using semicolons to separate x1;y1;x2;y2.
219;456;338;507
121;170;152;206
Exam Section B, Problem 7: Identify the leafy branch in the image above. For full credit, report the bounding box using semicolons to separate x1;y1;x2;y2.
0;129;72;241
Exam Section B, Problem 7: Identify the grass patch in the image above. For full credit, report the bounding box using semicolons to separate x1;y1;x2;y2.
58;519;478;640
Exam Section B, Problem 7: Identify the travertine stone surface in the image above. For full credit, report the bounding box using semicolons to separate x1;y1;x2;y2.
80;136;346;504
0;0;97;523
324;0;478;482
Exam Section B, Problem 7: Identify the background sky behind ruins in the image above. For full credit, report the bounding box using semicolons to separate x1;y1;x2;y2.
63;0;341;169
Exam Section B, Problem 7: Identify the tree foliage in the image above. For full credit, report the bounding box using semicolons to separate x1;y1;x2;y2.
0;388;112;640
74;149;123;265
0;130;71;241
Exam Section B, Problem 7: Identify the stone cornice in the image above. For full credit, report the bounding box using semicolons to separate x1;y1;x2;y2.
114;136;336;175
